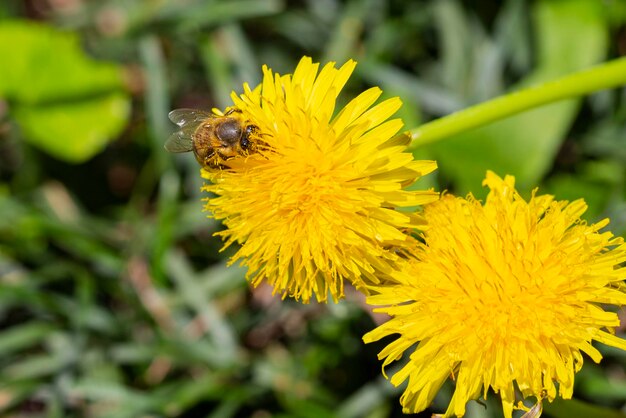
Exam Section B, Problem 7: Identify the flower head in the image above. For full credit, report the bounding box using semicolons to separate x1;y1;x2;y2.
363;171;626;417
202;57;438;303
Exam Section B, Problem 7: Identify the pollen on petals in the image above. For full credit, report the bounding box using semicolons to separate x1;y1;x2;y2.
202;57;438;303
363;170;626;417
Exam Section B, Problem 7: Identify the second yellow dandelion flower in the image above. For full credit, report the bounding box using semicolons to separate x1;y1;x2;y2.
364;171;626;417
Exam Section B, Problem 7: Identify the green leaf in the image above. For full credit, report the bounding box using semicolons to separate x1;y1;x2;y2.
429;0;608;194
575;364;626;403
4;353;72;380
0;20;130;162
12;93;129;163
543;174;610;221
0;322;56;356
139;35;170;171
0;380;42;414
169;0;284;32
542;160;623;221
543;397;626;418
69;380;154;418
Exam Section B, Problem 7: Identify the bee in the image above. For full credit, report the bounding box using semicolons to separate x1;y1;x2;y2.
165;107;260;169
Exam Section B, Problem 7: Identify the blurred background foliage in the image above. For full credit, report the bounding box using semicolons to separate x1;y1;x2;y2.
0;0;626;417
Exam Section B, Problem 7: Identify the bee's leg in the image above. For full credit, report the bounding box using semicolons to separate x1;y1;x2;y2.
202;150;218;168
224;107;243;116
240;124;259;151
216;147;238;161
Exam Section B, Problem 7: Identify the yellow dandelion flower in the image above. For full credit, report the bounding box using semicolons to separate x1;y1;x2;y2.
363;171;626;417
202;57;438;303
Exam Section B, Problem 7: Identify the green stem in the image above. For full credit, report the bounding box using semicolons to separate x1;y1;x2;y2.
409;57;626;149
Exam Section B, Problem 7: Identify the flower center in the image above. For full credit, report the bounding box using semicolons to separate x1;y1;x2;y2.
270;158;347;216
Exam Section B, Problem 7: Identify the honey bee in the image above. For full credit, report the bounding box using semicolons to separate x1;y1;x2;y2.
165;107;260;169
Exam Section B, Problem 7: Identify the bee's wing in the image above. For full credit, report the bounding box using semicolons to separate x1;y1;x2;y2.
520;401;542;418
168;109;213;127
164;127;195;153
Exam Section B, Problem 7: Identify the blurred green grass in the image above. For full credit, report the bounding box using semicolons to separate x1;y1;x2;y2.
1;0;626;417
